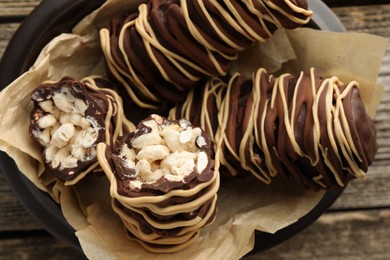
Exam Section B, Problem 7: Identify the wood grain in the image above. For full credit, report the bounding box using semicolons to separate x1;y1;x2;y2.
0;1;40;18
248;209;390;259
0;232;85;259
323;0;390;7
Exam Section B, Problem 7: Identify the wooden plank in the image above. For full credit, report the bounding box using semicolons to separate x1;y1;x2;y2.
0;1;41;18
331;4;390;35
0;232;85;259
247;209;390;259
331;164;390;210
323;0;390;7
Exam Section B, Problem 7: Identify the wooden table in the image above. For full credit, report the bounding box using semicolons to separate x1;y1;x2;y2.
0;1;389;259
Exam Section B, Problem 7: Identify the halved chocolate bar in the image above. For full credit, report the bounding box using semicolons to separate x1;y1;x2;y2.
97;114;219;253
30;76;134;185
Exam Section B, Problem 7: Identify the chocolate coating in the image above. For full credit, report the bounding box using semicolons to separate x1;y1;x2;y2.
30;77;107;181
108;116;214;196
170;68;378;189
115;196;215;237
100;0;312;107
98;114;219;253
345;87;377;171
30;76;133;183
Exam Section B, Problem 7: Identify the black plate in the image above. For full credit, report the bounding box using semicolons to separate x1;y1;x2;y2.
0;0;345;254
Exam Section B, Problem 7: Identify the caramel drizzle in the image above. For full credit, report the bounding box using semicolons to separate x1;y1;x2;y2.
100;28;159;109
170;67;369;188
35;77;135;185
67;76;136;186
81;76;135;141
101;0;312;106
136;4;210;83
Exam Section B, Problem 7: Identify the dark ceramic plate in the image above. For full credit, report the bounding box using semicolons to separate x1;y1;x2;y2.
0;0;345;254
